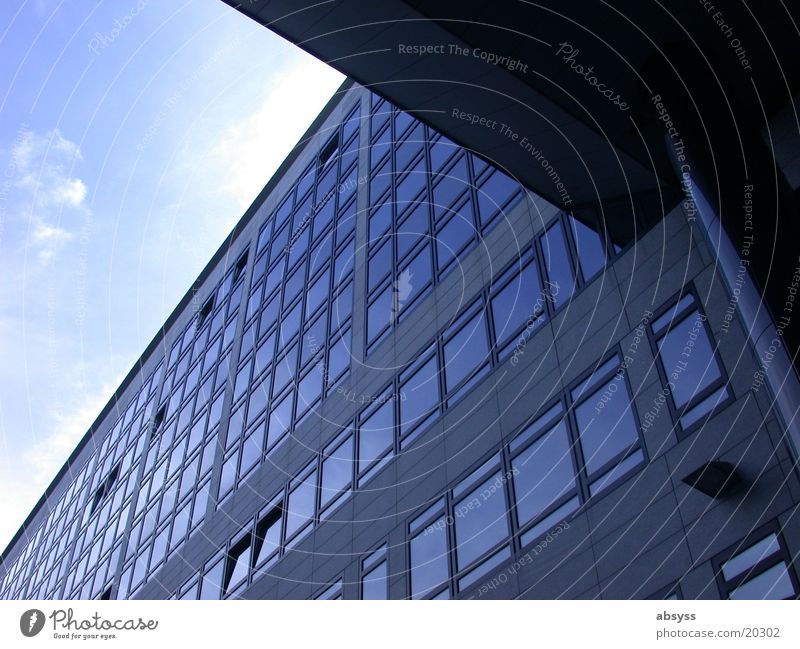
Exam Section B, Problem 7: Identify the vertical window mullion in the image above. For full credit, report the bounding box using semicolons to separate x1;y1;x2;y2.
565;395;591;504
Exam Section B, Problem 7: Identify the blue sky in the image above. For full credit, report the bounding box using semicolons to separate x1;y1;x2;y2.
0;0;343;551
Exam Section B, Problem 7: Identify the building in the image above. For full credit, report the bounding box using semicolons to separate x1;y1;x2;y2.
2;1;800;600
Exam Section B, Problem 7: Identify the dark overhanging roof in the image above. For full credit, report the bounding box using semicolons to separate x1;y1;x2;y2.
223;0;800;374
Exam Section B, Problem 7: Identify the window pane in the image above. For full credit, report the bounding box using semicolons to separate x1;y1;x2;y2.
327;328;351;384
541;221;575;307
570;215;606;280
397;201;428;260
332;282;353;330
436;201;475;272
400;354;439;437
396;159;426;205
454;472;509;570
296;368;322;417
266;391;293;449
285;471;316;540
410;519;449;599
369;240;392;293
729;562;796;600
321;436;354;508
358;400;394;473
255;507;282;566
279;302;302;347
722;534;780;581
512;421;575;527
491;257;544;347
433;156;469;217
301;311;326;368
362;561;388;600
657;310;722;410
574;376;639;478
443;311;489;393
367;287;392;345
226;541;251;593
369;200;392;240
397;244;431;313
396;126;423;171
200;558;223;600
476;170;519;225
307;270;329;317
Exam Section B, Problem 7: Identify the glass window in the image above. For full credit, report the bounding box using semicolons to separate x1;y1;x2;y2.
367;286;393;346
309;231;332;276
443;310;489;395
369;200;392;240
272;345;297;397
314;579;343;600
274;193;293;226
199;557;224;600
432;155;469;217
436;202;475;274
327;328;351;385
511;419;576;530
370;129;391;172
285;470;316;541
476;170;520;225
573;369;642;494
342;105;360;143
717;531;798;600
396;158;426;206
453;470;509;571
223;536;251;595
362;560;388;600
312;195;335;239
266;390;293;450
429;135;455;173
332;282;353;330
541;220;575;307
358;398;394;475
279;301;302;348
255;331;275;377
283;263;305;306
658;310;722;409
396;123;424;171
396;201;428;261
334;237;355;285
307;270;329;318
409;515;449;599
569;215;606;281
239;429;261;477
396;243;432;314
491;254;545;348
320;433;354;509
369;240;392;293
245;379;269;429
301;310;326;368
296;367;323;419
254;503;282;568
399;350;439;438
336;198;357;245
370;159;391;205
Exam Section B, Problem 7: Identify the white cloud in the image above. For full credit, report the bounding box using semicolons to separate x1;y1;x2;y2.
211;58;344;211
7;128;88;263
30;220;74;261
51;177;87;208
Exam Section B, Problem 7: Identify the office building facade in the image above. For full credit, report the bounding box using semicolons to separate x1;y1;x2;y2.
1;78;799;600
